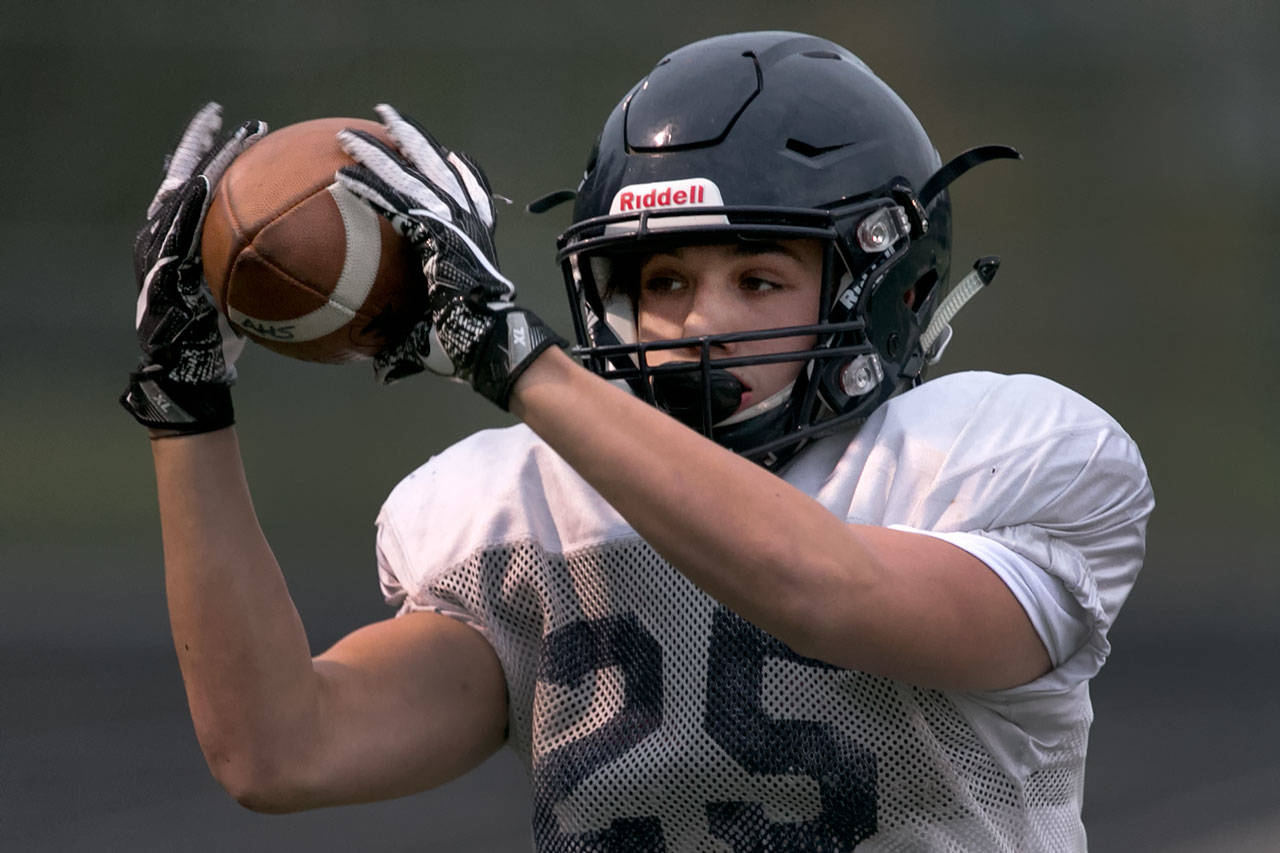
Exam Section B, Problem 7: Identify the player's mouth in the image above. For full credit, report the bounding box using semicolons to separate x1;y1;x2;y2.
728;371;754;412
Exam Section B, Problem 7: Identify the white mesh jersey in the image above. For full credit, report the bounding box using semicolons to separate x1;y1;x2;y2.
376;371;1153;852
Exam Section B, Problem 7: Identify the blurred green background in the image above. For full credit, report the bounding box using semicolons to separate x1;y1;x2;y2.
2;1;1277;850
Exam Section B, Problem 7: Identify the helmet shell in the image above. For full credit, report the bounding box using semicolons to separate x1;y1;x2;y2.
574;32;942;223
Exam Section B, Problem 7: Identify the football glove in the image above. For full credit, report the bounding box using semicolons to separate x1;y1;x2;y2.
335;105;565;409
121;103;266;434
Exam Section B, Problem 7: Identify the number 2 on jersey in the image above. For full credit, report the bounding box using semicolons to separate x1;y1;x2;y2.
533;608;878;851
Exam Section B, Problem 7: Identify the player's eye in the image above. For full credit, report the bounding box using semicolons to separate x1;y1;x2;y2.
642;275;687;295
740;276;782;293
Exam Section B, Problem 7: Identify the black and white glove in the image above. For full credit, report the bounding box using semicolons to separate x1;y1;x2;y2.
335;104;565;409
120;103;266;433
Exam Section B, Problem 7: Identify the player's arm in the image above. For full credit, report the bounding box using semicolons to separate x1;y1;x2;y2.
124;105;506;813
510;350;1050;691
150;430;507;813
336;107;1049;693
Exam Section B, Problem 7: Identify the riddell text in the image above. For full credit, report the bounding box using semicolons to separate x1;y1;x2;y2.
616;184;706;211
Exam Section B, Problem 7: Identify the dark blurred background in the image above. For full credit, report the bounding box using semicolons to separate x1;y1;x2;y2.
2;1;1277;850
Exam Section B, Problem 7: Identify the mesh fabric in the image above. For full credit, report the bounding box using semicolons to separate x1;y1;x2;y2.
422;535;1086;852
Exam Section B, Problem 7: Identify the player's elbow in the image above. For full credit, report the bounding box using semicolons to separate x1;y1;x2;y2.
214;757;313;814
200;736;320;814
234;786;310;815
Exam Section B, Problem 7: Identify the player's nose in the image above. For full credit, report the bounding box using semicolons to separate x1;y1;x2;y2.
679;282;742;346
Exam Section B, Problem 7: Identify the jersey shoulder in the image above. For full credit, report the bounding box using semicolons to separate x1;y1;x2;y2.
885;370;1124;453
865;371;1151;528
378;424;629;602
799;370;1152;541
853;373;1153;682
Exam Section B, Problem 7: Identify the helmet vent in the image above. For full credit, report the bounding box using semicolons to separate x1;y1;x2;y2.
801;49;843;60
785;138;852;158
626;47;761;150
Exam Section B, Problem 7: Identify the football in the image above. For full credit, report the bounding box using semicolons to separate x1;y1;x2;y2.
201;117;425;363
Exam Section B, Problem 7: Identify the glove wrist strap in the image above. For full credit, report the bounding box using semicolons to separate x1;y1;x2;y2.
120;368;235;434
473;310;567;410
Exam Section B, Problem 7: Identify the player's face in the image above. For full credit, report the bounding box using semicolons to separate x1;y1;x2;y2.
636;239;823;415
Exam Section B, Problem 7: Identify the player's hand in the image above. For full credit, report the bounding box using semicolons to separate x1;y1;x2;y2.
336;104;564;408
120;103;267;434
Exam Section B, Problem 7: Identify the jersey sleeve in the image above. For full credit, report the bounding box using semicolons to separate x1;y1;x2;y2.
371;424;627;645
917;376;1154;695
375;498;494;639
372;427;534;637
888;526;1091;670
850;373;1154;698
977;424;1153;694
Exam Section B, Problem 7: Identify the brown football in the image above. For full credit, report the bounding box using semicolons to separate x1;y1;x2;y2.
201;117;425;363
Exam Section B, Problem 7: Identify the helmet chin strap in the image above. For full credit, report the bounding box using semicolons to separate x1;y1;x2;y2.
920;256;1002;363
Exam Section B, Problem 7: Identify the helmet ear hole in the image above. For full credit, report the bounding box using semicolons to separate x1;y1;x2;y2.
909;270;939;313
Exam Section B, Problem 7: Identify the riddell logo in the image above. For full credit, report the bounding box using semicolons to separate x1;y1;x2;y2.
609;178;723;215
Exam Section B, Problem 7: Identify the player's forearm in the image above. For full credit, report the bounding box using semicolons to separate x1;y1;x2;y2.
511;349;884;656
150;428;324;803
513;351;1051;688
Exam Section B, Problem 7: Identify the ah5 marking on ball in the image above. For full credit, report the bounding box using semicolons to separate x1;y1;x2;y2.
201;117;425;363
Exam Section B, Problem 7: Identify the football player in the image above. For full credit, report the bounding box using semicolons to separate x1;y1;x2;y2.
123;32;1153;851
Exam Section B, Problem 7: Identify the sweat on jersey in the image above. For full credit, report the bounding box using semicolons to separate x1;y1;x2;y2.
376;371;1153;852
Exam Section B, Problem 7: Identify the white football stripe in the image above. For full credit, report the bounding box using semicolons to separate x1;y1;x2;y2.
228;184;382;343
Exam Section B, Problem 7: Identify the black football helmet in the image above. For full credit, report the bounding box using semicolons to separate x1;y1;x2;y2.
540;31;1017;468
